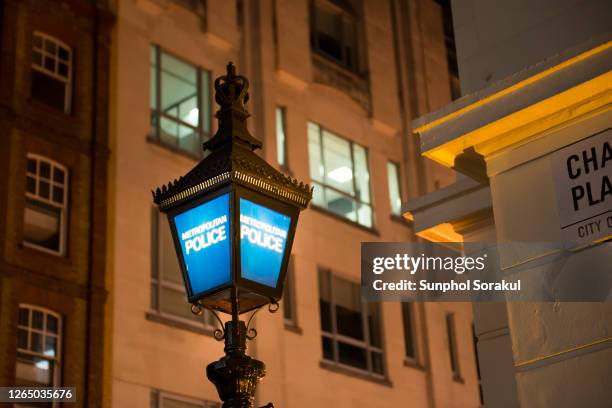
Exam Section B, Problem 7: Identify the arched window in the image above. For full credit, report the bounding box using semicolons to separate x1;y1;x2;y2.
31;31;73;113
24;154;69;255
15;305;62;389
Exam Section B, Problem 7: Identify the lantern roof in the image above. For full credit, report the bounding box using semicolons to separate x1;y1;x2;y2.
153;63;312;211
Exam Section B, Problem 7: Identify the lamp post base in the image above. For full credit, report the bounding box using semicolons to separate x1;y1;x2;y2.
207;320;273;408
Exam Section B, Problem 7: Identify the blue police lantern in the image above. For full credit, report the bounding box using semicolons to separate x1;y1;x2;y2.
153;63;311;315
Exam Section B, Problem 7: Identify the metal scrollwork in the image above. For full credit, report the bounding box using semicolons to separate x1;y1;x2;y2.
268;300;280;313
192;303;226;342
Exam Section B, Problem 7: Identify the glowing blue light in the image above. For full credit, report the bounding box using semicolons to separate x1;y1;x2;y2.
240;198;291;287
173;193;231;296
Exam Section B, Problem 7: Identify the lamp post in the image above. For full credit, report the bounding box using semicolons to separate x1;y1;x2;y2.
153;63;312;408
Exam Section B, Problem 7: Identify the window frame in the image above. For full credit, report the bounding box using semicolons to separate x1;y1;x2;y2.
149;45;213;158
319;268;386;378
282;256;300;331
387;160;403;217
150;209;217;331
16;304;62;395
308;122;374;228
401;302;419;364
310;0;362;73
31;31;73;113
446;313;462;381
275;106;288;170
23;153;69;256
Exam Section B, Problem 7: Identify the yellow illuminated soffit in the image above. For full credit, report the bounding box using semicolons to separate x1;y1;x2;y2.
416;223;463;244
413;41;612;168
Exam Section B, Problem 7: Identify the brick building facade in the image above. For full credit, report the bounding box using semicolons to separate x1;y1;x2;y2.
0;1;113;406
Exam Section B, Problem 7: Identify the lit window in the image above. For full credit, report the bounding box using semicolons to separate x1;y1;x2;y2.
308;122;372;227
151;211;217;329
150;45;211;156
387;162;402;216
16;305;62;390
275;107;287;168
402;302;417;361
283;256;298;328
151;390;220;408
24;154;69;255
319;269;385;376
311;0;361;72
446;313;462;380
31;32;72;113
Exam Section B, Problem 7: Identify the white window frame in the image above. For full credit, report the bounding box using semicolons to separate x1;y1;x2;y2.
308;122;374;228
16;304;62;395
387;161;403;216
275;106;288;169
31;31;73;113
24;153;69;256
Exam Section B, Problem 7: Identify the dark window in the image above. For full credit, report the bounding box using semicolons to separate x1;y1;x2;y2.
310;0;361;72
150;45;212;157
319;269;385;376
436;0;460;99
401;302;417;361
283;256;298;327
473;324;484;404
31;32;72;112
446;313;461;380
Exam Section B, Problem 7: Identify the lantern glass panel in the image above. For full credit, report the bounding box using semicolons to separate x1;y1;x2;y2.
239;198;291;288
172;192;231;297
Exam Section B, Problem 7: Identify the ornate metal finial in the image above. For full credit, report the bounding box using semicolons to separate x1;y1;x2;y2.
214;62;250;109
203;62;262;153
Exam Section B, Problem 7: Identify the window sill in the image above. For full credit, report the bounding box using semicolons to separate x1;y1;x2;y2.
310;205;379;236
403;358;425;371
319;360;392;387
145;311;216;337
146;134;203;161
284;321;302;335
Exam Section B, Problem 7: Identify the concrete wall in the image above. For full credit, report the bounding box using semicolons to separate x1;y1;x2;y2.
452;0;612;94
487;104;612;406
109;0;478;406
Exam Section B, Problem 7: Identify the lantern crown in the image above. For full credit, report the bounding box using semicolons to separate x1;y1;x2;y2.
152;63;312;212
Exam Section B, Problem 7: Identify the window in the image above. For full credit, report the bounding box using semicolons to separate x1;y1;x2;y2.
401;302;417;362
16;305;62;393
275;107;287;169
283;256;298;328
151;210;217;329
436;0;460;99
24;154;69;255
31;32;72;113
150;45;211;157
150;390;220;408
387;162;402;216
446;313;461;380
319;269;384;376
310;0;361;72
308;122;372;227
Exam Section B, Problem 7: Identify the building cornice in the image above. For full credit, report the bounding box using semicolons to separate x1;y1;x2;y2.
412;40;612;170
